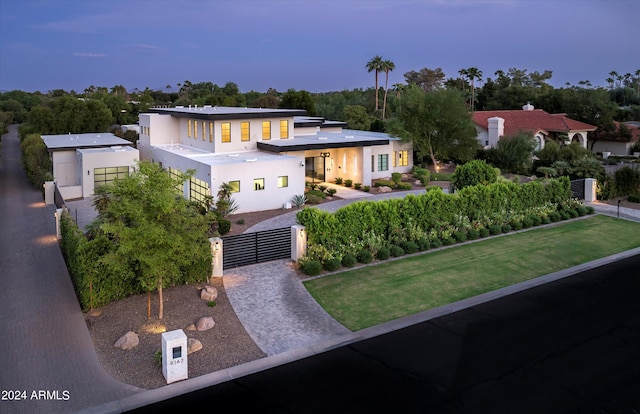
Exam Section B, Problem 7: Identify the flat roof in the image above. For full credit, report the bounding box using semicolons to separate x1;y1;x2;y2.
152;144;298;166
257;129;396;153
146;106;306;121
77;146;139;155
41;133;133;151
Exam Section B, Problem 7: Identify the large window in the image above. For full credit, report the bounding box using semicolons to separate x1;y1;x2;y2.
221;122;231;143
167;167;184;194
241;122;250;141
378;154;389;171
254;178;265;190
94;166;129;188
277;176;288;188
398;150;408;167
229;180;240;193
280;120;289;139
262;121;271;140
189;176;210;204
209;122;213;142
202;121;206;141
188;120;192;138
194;120;199;140
392;151;397;168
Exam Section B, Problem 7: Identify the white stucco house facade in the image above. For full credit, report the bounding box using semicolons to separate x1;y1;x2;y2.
41;133;139;200
138;106;413;213
472;104;597;151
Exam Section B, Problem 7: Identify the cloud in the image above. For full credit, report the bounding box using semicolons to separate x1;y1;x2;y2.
121;43;166;55
74;52;106;58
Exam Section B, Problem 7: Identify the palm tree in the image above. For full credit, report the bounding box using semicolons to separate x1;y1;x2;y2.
609;71;619;88
392;83;405;113
366;56;384;112
380;59;395;119
458;68;468;92
464;67;483;110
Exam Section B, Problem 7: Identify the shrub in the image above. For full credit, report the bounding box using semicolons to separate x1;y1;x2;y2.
323;258;342;272
430;238;443;248
318;185;327;193
341;254;357;267
400;241;419;254
451;159;498;190
453;230;467;242
291;194;307;208
306;189;326;199
479;228;490;238
467;228;479;240
301;260;322;276
391;172;402;185
344;179;353;187
549;211;561;222
154;350;162;368
335;177;343;184
397;183;412;191
327;188;337;196
628;194;640;203
356;249;373;264
309;183;318;190
416;237;430;250
501;224;512;233
586;206;595;214
354;183;362;190
363;186;371;192
511;220;523;231
576;205;588;216
522;217;533;228
236;218;245;225
443;237;456;246
207;301;217;307
374;179;394;187
413;167;430;185
390;245;405;257
530;215;542;226
218;217;231;235
306;194;323;204
376;247;390;260
541;215;551;224
567;208;579;218
489;224;502;235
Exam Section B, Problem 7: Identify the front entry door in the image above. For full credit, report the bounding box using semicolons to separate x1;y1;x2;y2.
305;157;325;182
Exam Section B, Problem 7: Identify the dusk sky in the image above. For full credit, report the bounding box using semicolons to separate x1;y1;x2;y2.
1;0;638;94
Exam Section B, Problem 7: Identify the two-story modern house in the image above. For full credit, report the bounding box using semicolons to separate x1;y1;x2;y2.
138;106;413;213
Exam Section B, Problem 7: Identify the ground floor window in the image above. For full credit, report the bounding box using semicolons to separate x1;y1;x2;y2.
278;176;288;188
378;154;389;171
398;150;408;167
189;176;210;204
229;180;240;193
94;166;129;188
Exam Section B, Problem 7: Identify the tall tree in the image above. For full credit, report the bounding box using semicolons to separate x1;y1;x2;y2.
403;67;446;92
464;67;483;110
390;86;479;167
380;59;395;119
366;55;384;112
93;161;212;319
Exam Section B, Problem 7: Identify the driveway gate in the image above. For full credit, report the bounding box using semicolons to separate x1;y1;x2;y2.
570;179;585;200
221;227;290;269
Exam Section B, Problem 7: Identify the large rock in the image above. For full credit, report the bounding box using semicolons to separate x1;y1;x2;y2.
378;186;393;193
200;286;218;301
187;338;202;355
196;316;215;331
114;331;139;350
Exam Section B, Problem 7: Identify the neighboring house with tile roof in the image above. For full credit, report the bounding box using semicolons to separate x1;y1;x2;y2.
137;106;412;213
589;121;640;156
472;103;597;151
41;133;139;200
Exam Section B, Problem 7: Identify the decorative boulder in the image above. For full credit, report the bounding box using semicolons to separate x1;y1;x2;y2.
196;316;215;331
114;331;139;350
200;286;218;302
378;186;393;193
187;338;203;355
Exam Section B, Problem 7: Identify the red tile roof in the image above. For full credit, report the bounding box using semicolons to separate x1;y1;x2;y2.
472;109;597;137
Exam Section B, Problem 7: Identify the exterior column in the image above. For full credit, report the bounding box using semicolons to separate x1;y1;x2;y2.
209;237;223;279
584;178;597;202
291;225;307;261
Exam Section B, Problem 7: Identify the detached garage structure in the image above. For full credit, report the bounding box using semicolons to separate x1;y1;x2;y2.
41;133;139;200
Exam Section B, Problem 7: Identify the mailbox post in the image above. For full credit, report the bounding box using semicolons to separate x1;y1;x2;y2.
161;329;188;384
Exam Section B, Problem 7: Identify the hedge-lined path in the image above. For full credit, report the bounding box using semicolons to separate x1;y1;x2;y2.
0;125;141;414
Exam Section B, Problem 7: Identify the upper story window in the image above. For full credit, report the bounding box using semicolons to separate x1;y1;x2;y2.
202;122;206;141
241;122;250;142
262;121;271;140
194;120;199;140
280;120;289;139
221;122;231;143
209;122;213;142
188;120;192;138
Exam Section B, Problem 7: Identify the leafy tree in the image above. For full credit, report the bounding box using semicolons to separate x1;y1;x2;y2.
366;55;384;112
343;105;371;130
451;159;498;190
279;89;316;115
487;131;537;174
391;86;479;167
91;161;212;319
403;67;446;92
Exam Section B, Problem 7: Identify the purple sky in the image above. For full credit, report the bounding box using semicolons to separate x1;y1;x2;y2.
1;0;639;94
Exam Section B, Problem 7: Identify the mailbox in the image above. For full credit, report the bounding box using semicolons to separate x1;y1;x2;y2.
161;329;188;384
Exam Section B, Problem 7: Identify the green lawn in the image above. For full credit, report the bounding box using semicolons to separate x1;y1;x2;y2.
303;215;640;331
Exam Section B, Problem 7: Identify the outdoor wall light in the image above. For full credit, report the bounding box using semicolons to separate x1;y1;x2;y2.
300;161;304;167
320;152;331;158
214;241;221;251
299;229;304;238
87;170;90;176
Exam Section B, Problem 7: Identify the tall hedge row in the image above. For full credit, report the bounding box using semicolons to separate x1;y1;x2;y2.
297;177;571;250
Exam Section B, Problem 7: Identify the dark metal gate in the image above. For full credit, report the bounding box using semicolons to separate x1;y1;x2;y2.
222;227;290;269
570;179;585;200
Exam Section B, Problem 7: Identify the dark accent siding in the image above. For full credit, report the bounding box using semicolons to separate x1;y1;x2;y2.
222;227;290;269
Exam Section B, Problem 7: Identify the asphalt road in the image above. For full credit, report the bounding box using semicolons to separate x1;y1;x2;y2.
123;253;640;414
